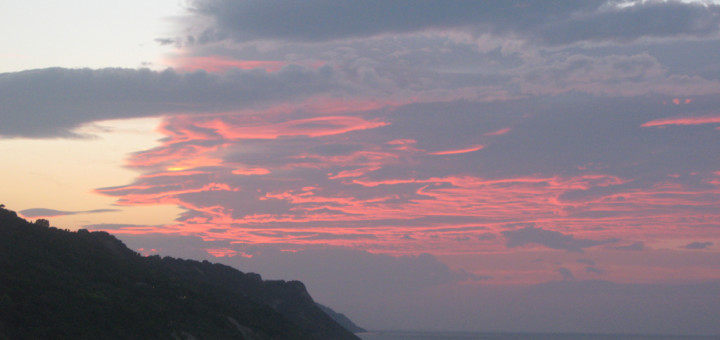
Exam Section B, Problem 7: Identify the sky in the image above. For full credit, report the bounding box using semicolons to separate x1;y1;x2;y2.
2;0;720;335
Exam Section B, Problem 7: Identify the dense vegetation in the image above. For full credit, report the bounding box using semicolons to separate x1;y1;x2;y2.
0;205;360;340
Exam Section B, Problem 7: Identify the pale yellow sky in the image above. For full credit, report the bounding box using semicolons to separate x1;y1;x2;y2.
0;117;183;229
0;1;188;228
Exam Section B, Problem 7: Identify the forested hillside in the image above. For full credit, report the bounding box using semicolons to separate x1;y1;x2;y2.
0;205;359;340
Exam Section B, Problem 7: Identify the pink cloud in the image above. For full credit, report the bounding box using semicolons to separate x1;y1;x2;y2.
642;115;720;127
429;145;484;155
126;140;225;170
99;114;720;252
483;127;511;136
205;247;240;257
328;166;381;179
232;168;271;175
170;56;286;73
201;116;389;140
90;97;720;283
140;170;209;178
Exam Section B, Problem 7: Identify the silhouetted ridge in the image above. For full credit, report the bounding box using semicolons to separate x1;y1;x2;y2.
0;205;360;340
316;303;367;333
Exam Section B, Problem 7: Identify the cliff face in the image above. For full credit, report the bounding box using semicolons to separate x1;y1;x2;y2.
0;206;359;340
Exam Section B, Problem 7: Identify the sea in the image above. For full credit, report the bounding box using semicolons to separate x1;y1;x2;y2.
356;331;719;340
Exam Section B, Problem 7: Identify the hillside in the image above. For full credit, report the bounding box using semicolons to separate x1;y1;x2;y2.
316;304;366;333
0;206;360;340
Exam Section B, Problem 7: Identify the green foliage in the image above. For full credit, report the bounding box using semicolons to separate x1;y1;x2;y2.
0;205;359;340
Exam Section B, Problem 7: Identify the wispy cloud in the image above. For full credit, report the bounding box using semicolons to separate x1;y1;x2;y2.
682;241;714;249
503;226;619;253
19;208;119;218
0;66;346;137
642;115;720;127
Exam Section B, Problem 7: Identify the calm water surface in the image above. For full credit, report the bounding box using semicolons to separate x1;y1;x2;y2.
357;331;718;340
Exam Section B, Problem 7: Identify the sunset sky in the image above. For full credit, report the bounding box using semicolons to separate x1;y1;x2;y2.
2;0;720;335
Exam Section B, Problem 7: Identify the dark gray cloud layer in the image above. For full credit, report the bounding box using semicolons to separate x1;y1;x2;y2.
503;226;619;253
19;208;118;218
188;0;720;44
682;241;714;249
611;242;646;251
0;66;341;137
558;267;575;280
187;0;597;43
